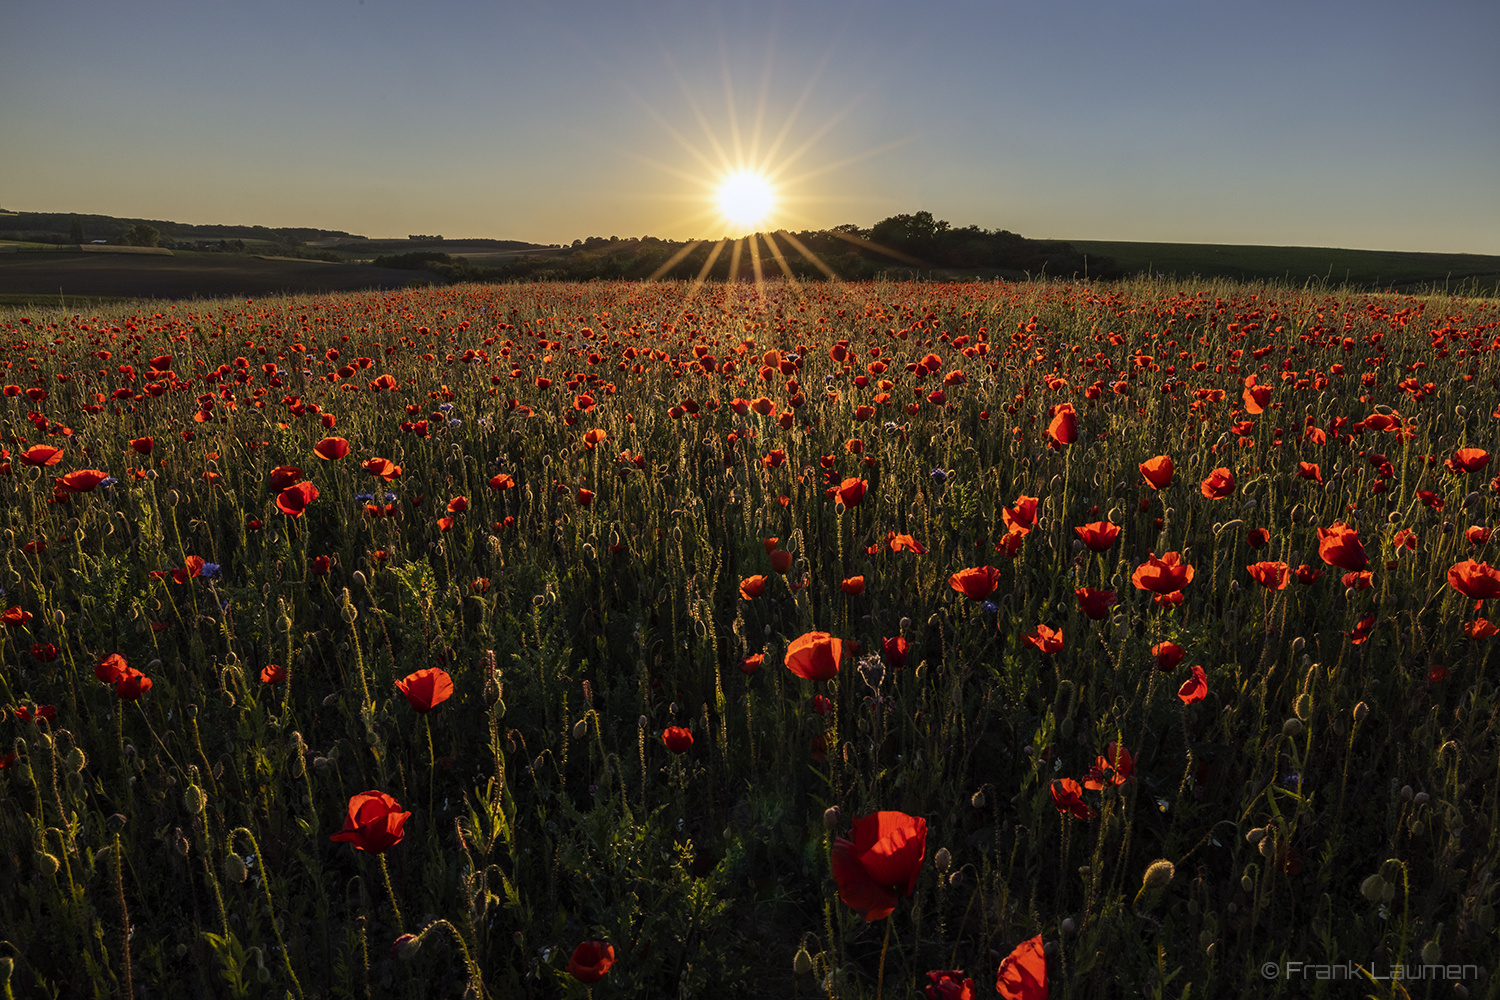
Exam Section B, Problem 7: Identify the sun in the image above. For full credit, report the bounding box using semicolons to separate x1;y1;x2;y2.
715;170;777;232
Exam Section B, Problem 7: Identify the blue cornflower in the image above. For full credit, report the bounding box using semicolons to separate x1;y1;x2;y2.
383;492;396;503
447;419;462;429
931;468;949;485
99;476;119;489
1282;773;1302;793
354;492;374;503
980;601;999;614
439;403;454;412
200;562;221;579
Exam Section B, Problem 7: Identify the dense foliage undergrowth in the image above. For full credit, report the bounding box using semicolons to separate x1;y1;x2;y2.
0;277;1497;999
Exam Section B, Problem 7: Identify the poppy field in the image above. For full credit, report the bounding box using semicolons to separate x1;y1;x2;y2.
1;276;1499;999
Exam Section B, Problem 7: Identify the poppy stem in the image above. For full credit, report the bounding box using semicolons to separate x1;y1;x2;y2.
425;714;436;832
875;918;891;1000
378;853;406;935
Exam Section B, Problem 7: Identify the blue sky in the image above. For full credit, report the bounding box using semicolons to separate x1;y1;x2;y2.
2;0;1497;252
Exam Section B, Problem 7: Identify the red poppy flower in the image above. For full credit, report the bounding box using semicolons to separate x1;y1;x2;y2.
888;533;928;554
1139;454;1173;490
1177;665;1207;704
1242;378;1272;415
1246;561;1290;590
115;668;153;700
396;667;454;713
260;664;286;684
1002;495;1039;535
739;653;764;674
1;606;33;628
768;549;795;574
949;566;1000;601
762;448;787;469
566;941;615;984
925;970;975;1000
582;428;608;450
1466;526;1493;545
739;575;768;600
1023;624;1064;654
882;636;909;668
1464;618;1498;639
1245;527;1269;549
313;436;350;461
1296;461;1324;483
1073;521;1119;552
1074;588;1115;620
1200;467;1236;499
96;652;129;684
1050;778;1095;820
1084;741;1135;789
1046;403;1078;446
836;478;867;508
276;481;319;518
785;631;843;681
1447;448;1491;474
363;457;402;480
30;641;58;662
1448;560;1500;601
56;469;109;493
662;726;693;753
129;436;154;455
310;555;331;575
19;445;64;467
1151;641;1185;671
1317;523;1368;570
446;496;469;515
1294;564;1324;585
995;934;1048;1000
267;465;303;491
1131;552;1194;594
1341;571;1373;590
840;576;866;595
830;811;927;920
172;555;207;585
1347;612;1377;645
576;487;594;507
329;790;411;854
488;472;515;490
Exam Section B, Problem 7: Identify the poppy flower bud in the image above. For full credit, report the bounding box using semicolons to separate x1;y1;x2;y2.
573;719;588;741
933;847;952;873
54;609;65;626
1282;718;1303;738
793;948;813;976
1360;873;1386;900
970;789;986;809
1142;860;1174;892
1353;701;1369;722
823;806;840;831
65;747;85;773
106;813;127;833
37;852;60;876
393;933;421;960
1245;827;1266;845
225;854;248;883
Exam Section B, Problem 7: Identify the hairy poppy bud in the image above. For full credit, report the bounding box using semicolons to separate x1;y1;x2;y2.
393;933;421;960
1141;859;1175;892
1353;701;1369;723
64;747;86;773
37;852;60;876
1282;718;1304;738
225;854;248;883
1360;874;1386;900
971;789;986;809
822;806;840;832
184;784;206;815
793;948;813;976
934;847;952;873
106;813;127;833
573;718;588;741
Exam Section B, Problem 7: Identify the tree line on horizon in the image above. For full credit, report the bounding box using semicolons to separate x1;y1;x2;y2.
375;211;1117;283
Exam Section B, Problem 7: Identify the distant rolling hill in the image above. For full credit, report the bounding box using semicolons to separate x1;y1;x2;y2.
1065;240;1500;293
